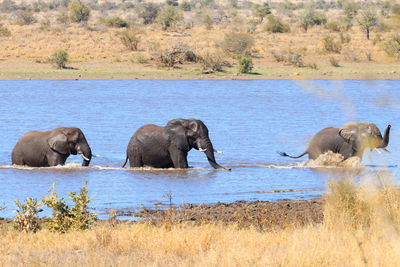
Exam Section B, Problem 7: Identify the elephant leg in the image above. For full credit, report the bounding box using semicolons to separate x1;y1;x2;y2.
46;154;66;167
169;149;189;168
129;153;143;167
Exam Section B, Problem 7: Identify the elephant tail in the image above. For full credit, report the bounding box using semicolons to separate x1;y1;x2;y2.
278;151;308;159
122;155;129;168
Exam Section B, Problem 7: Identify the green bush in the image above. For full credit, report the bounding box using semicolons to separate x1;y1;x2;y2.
14;197;42;233
265;15;290;33
157;5;183;29
50;50;68;69
42;181;97;233
236;54;254;73
16;10;36;25
119;28;140;51
323;35;342;53
103;16;129;28
220;32;254;55
68;0;90;23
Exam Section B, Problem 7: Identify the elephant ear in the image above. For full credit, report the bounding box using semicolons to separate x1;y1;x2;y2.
339;122;360;143
47;133;70;155
186;120;198;137
164;119;190;151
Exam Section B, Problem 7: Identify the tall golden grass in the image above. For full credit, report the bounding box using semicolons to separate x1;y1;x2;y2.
2;173;400;266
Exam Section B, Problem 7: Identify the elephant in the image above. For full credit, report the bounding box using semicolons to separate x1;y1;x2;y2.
279;122;391;161
122;119;227;170
12;127;92;167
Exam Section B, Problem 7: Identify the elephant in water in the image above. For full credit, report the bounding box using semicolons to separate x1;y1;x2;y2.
122;119;227;170
279;122;391;161
12;127;92;167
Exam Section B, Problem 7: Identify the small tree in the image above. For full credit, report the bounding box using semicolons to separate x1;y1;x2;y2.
299;8;327;32
16;10;36;25
358;6;378;40
254;5;271;22
68;0;90;23
50;50;68;69
157;5;183;29
136;3;160;25
220;32;254;55
236;54;254;73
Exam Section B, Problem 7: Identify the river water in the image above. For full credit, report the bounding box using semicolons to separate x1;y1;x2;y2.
0;80;398;218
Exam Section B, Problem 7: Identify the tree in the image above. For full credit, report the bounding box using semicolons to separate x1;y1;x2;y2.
358;6;378;40
254;5;271;22
136;3;160;25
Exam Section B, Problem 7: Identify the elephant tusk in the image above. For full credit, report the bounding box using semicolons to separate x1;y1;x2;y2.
373;148;381;154
199;147;207;152
214;149;223;154
382;148;391;153
92;154;100;157
80;153;91;161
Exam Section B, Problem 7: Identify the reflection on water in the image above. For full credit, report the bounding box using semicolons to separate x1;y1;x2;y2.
0;80;398;218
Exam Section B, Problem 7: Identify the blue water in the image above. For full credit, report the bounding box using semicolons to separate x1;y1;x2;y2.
0;80;398;218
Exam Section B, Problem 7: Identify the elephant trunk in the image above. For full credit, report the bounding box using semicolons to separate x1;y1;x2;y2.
78;143;92;166
378;124;391;148
203;138;226;170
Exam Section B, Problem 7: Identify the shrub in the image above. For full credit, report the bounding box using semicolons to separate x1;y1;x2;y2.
200;51;230;72
220;32;254;55
265;15;290;33
103;16;129;28
0;0;17;12
16;10;36;25
379;34;400;59
287;51;304;67
179;1;192;11
299;8;327;32
0;24;11;37
329;56;340;67
68;0;91;23
42;181;97;233
39;19;51;31
50;50;68;69
326;21;340;32
236;54;253;73
155;43;198;67
136;3;160;25
204;15;213;30
119;28;140;51
323;35;342;53
14;197;42;233
157;5;183;29
340;32;351;43
166;0;179;7
56;9;69;24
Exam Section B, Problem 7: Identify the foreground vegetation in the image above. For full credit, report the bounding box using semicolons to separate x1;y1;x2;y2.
0;0;399;79
2;171;400;266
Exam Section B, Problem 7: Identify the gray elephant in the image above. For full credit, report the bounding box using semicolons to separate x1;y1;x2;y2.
12;127;92;167
122;119;227;169
279;122;391;160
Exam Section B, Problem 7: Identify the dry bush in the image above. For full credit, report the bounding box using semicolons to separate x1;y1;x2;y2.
119;28;140;51
323;35;342;53
270;50;304;67
220;31;254;55
199;50;230;72
329;56;340;67
379;34;400;59
16;10;36;25
0;23;11;36
154;42;199;67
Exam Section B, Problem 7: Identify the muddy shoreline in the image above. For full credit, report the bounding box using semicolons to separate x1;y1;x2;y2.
0;199;324;229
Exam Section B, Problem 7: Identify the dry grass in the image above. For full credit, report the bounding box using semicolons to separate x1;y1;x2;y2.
2;174;400;266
